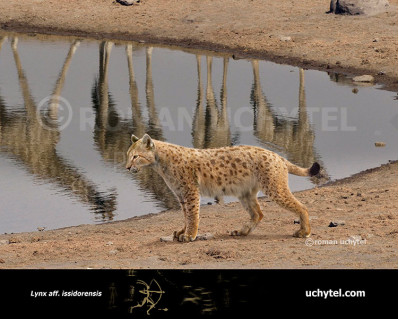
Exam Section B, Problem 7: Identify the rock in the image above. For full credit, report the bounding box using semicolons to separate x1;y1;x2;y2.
328;220;345;227
105;241;113;246
0;239;9;245
196;233;214;240
348;235;363;241
160;233;214;242
374;142;386;147
116;0;140;5
279;36;292;42
328;0;389;16
353;75;374;83
352;88;359;94
294;219;300;224
160;235;174;242
8;237;20;244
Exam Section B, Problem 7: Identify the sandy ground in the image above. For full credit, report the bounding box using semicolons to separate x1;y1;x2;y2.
0;0;397;269
0;161;397;269
0;0;397;90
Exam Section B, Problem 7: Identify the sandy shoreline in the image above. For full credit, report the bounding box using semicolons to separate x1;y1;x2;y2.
0;161;397;269
0;0;397;269
0;0;397;90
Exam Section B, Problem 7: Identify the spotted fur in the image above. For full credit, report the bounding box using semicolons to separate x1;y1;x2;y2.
126;134;320;242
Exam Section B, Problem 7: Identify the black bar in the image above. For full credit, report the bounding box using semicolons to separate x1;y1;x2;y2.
0;269;397;317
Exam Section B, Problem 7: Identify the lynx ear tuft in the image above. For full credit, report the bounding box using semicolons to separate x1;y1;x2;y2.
131;134;139;143
142;134;154;149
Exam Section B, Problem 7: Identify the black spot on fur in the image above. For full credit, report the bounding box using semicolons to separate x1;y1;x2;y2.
309;162;321;176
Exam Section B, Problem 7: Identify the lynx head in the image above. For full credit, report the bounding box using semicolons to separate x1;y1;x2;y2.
126;134;156;173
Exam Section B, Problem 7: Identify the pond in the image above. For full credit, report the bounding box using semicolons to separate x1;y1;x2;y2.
0;33;396;233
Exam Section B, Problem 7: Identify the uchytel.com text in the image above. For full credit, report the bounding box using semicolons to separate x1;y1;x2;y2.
305;289;365;299
30;290;102;297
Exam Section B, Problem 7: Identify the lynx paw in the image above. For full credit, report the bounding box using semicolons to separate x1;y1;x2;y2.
293;229;311;238
173;229;185;239
178;233;196;242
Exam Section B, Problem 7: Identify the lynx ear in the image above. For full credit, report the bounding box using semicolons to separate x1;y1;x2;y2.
131;134;139;143
142;134;154;149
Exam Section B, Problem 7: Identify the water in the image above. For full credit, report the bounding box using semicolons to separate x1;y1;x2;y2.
0;33;396;233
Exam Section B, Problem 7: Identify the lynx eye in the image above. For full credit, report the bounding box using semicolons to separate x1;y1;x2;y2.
133;155;138;160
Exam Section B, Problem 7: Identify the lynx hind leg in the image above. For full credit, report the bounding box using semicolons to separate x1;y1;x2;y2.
176;190;200;242
272;189;311;238
261;171;311;238
231;190;264;236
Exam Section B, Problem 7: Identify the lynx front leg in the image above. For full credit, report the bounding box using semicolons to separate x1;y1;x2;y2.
178;190;200;242
173;201;187;239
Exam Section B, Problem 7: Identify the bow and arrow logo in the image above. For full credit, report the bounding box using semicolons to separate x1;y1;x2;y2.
129;279;167;315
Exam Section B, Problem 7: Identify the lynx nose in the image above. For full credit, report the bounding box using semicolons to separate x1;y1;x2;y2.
126;165;139;173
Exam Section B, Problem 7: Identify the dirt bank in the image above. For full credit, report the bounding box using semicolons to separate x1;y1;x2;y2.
0;0;397;90
0;161;397;269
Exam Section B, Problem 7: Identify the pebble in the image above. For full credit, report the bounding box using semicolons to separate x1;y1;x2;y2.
279;36;292;42
197;233;214;240
160;233;214;242
328;220;346;227
116;0;139;5
160;235;174;242
348;235;363;242
352;75;374;83
374;142;386;147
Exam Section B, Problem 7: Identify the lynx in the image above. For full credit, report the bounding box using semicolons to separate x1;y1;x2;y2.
126;134;320;242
